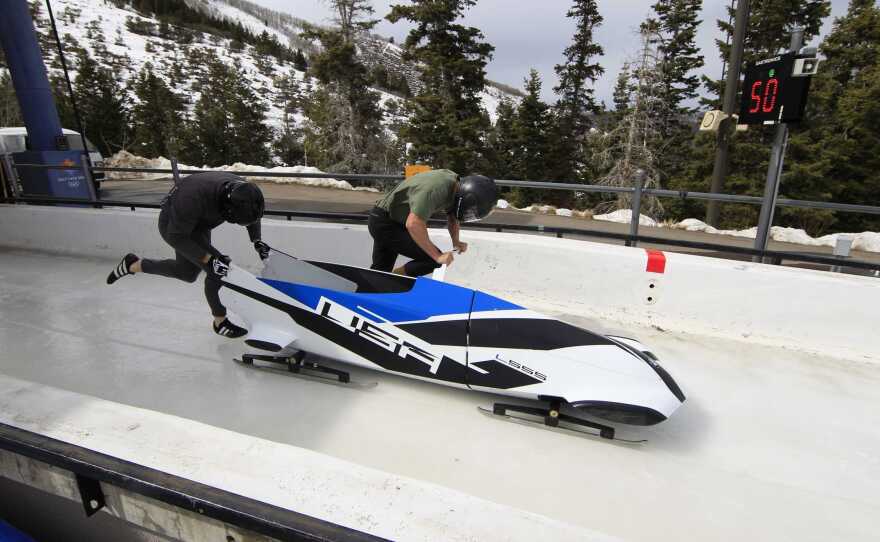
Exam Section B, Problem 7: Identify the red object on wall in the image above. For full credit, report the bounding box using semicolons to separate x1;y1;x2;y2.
645;249;666;274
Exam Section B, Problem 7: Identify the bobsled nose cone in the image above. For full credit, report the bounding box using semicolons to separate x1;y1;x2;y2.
573;402;669;426
548;337;685;426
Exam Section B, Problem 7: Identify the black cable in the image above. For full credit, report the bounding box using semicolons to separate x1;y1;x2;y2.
44;0;92;168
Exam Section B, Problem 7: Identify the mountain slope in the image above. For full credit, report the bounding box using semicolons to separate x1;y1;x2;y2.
27;0;516;135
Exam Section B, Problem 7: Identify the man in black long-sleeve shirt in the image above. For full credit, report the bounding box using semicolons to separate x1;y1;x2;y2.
105;172;269;338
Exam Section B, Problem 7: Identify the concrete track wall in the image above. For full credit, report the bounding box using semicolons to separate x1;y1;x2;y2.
2;204;877;362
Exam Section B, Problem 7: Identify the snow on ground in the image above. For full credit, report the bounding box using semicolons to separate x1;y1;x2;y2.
43;0;299;130
671;218;880;253
495;200;880;253
106;151;378;192
40;0;507;149
497;200;590;218
203;0;292;48
593;209;658;227
672;218;757;239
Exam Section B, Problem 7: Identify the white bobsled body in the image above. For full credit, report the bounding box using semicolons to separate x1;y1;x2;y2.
220;252;685;425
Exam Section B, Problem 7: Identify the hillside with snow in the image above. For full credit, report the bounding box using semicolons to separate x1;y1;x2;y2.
27;0;516;132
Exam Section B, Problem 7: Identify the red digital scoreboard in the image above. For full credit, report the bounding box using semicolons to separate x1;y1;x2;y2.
738;53;813;125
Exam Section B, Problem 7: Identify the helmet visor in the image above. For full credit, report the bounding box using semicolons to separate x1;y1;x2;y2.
456;195;489;223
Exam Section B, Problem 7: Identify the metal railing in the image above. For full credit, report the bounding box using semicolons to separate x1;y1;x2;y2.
3;158;879;274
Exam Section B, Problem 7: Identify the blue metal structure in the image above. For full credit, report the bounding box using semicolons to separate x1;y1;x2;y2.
0;0;94;199
0;0;65;151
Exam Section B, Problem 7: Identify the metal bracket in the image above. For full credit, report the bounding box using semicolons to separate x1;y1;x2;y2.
75;474;106;517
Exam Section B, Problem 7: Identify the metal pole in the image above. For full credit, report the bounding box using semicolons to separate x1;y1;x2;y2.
171;157;181;185
753;28;804;262
81;154;98;204
45;0;92;166
0;159;7;200
707;0;750;227
627;170;645;248
2;156;21;198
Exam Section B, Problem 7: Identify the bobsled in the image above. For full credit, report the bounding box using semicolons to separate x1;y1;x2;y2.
219;249;685;440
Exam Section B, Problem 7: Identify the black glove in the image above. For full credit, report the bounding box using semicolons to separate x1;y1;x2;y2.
253;240;270;260
206;255;230;278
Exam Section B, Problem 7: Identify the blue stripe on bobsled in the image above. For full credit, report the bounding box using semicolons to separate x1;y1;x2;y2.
259;276;476;323
471;291;523;312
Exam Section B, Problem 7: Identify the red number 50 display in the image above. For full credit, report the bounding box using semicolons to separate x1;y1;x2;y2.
749;78;779;114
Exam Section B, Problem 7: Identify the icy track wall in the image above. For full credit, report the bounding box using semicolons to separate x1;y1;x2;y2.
1;205;877;363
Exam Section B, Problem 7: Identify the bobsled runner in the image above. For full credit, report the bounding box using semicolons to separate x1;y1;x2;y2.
219;249;685;440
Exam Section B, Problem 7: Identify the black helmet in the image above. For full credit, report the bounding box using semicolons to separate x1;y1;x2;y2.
454;175;497;223
221;181;264;225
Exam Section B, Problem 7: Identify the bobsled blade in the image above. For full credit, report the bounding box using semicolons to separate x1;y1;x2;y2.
477;405;647;444
234;355;378;390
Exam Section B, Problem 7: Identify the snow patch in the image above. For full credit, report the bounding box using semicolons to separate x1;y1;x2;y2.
669;218;880;253
495;199;590;218
494;204;880;253
671;218;757;239
594;209;658;227
105;151;378;192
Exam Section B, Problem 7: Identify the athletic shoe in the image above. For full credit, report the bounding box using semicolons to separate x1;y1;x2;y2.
213;318;248;338
106;253;139;285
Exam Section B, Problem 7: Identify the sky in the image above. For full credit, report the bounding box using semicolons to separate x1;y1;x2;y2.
252;0;850;104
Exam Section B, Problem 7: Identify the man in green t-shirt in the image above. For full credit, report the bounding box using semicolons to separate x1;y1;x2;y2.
368;170;498;276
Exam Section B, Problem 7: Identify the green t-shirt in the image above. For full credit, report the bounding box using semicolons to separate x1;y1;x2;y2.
376;169;458;224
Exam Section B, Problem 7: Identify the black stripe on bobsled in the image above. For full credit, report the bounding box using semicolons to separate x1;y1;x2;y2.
221;282;541;389
468;360;544;389
397;320;469;347
468;318;615;350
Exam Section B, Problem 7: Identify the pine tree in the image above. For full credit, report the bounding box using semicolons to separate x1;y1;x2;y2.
73;51;129;157
513;70;552;181
49;74;78;131
380;97;409;174
594;28;667;218
554;0;604;136
508;70;557;206
486;98;518;180
0;71;22;127
129;63;186;159
329;0;379;41
550;0;604;182
293;50;309;72
387;0;494;172
636;1;705;193
273;72;304;166
304;0;385;172
648;0;703;130
190;54;271;166
784;0;880;233
611;63;633;120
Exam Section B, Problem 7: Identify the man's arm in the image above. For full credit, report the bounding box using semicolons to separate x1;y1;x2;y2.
446;215;467;253
164;232;214;265
247;221;261;242
447;215;460;245
406;212;448;263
